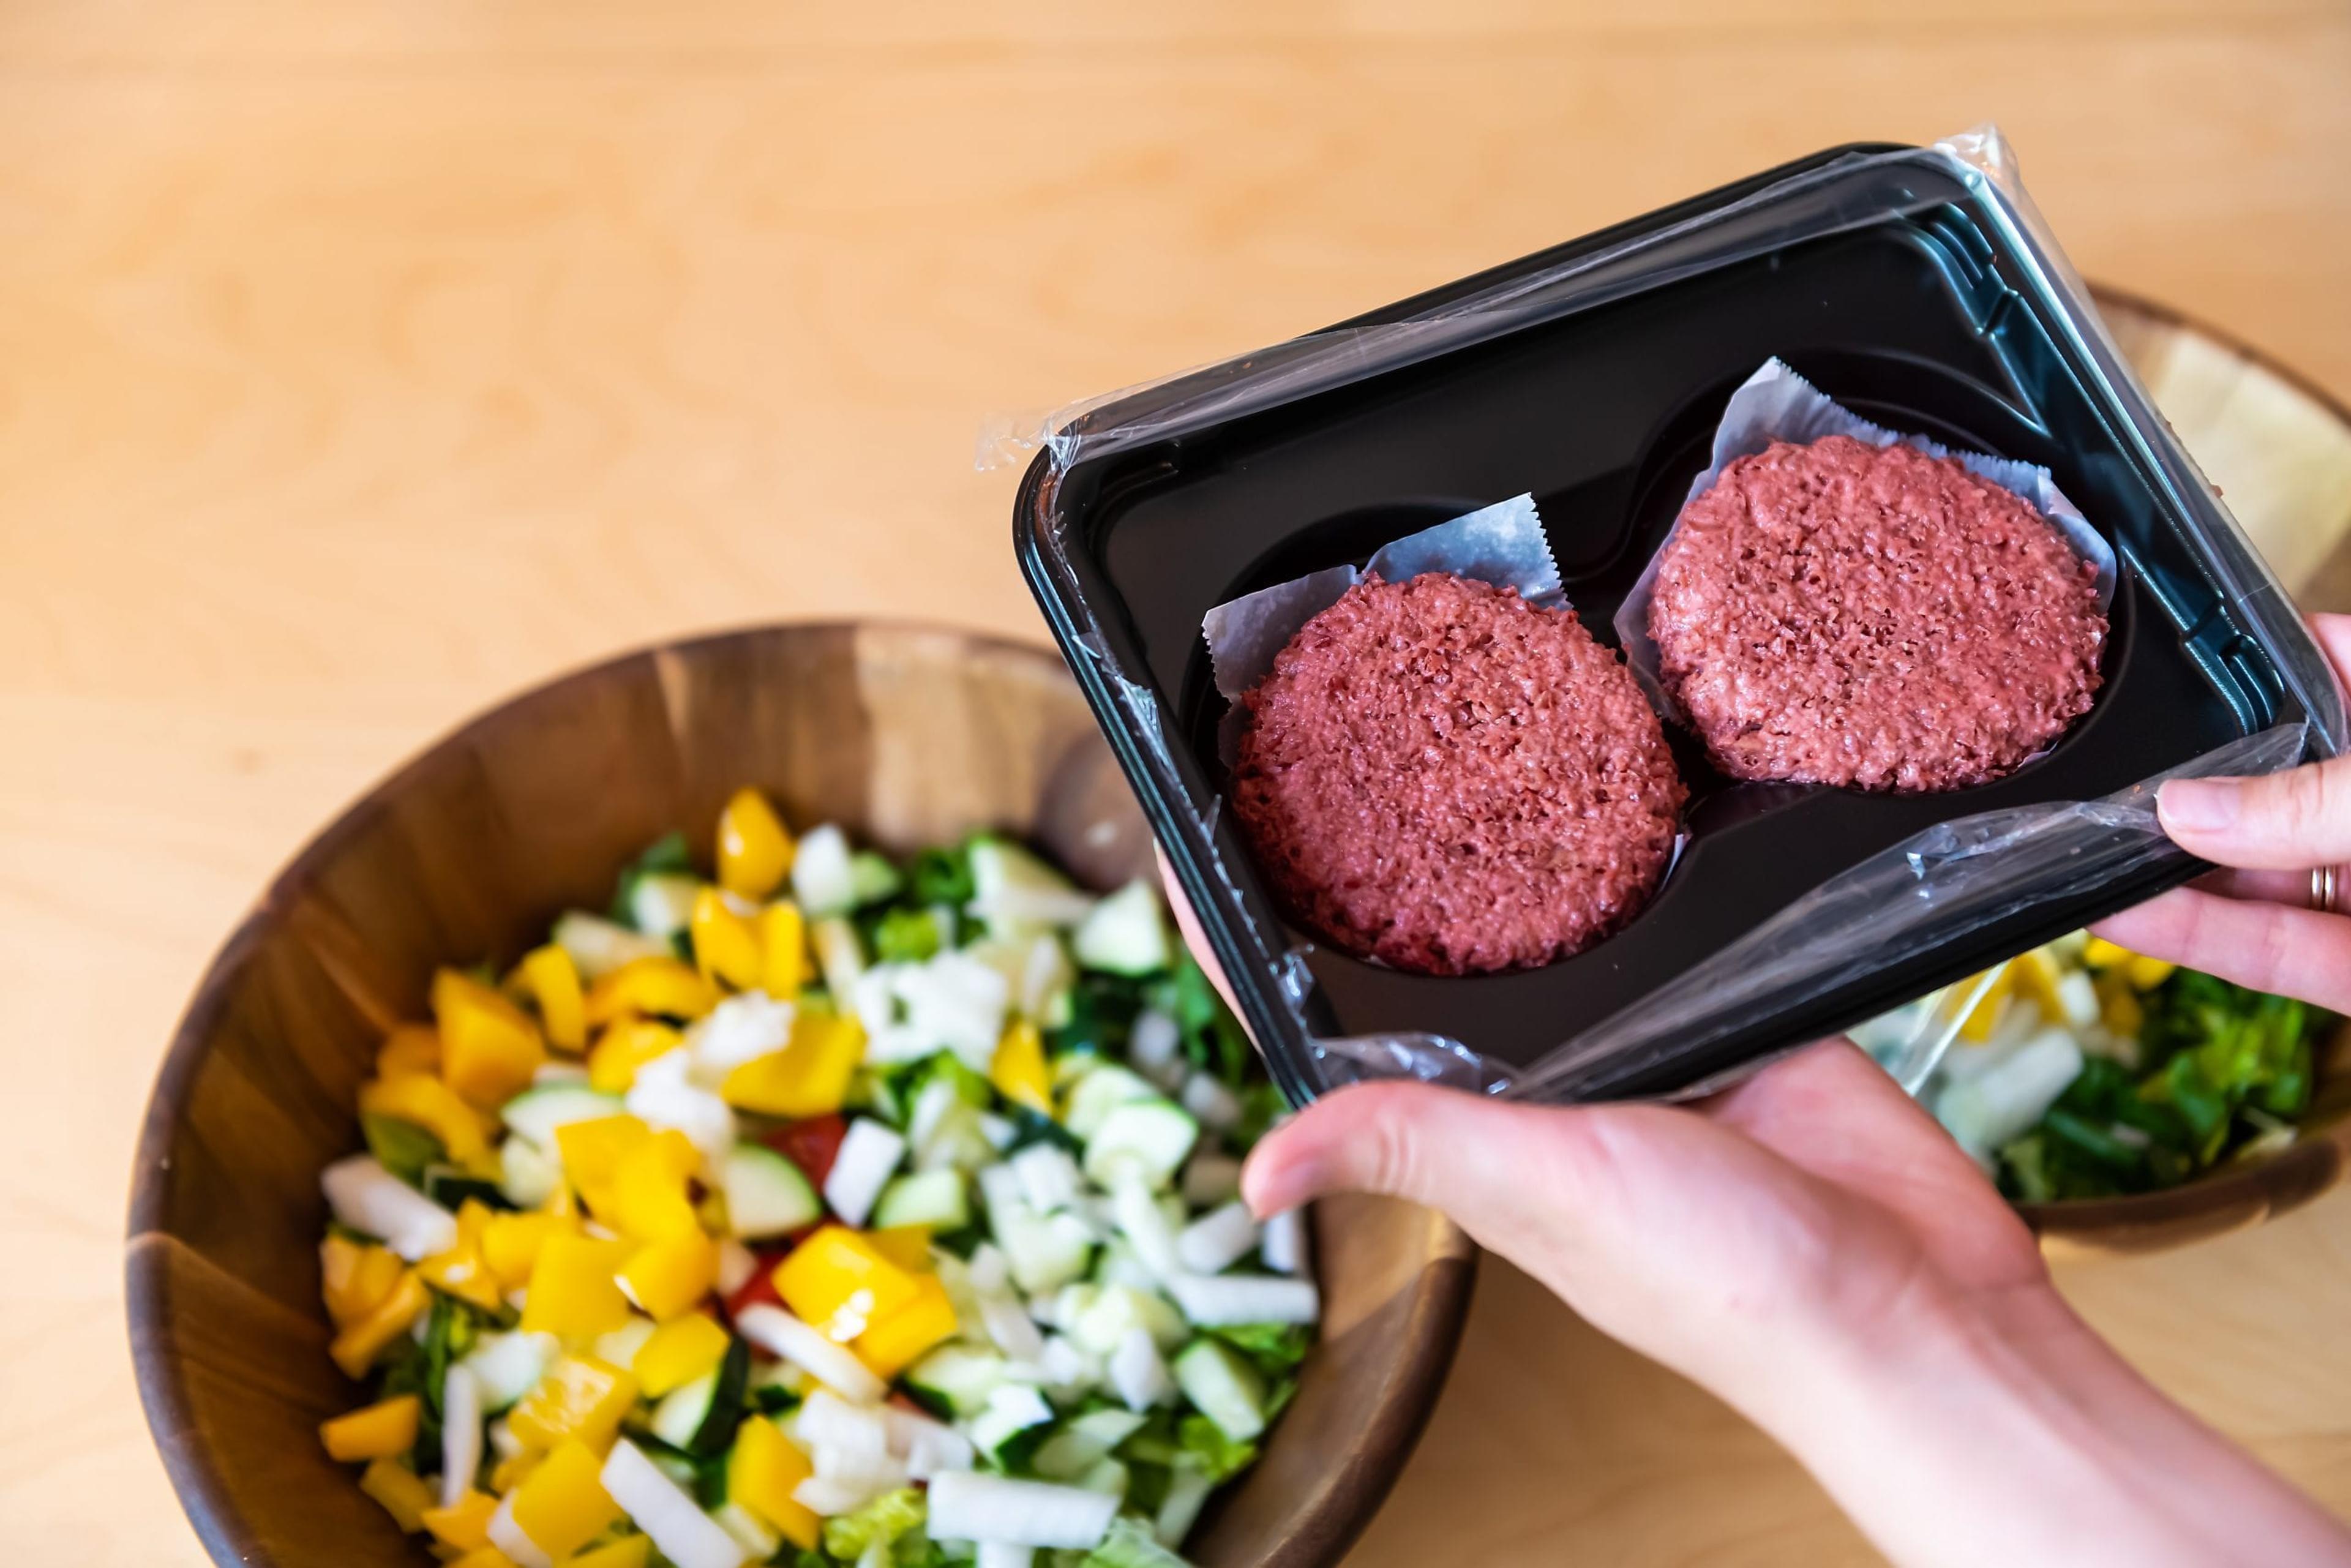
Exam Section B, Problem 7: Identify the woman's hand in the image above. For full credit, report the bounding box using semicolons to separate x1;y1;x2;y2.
2093;612;2351;1013
1245;1045;2351;1567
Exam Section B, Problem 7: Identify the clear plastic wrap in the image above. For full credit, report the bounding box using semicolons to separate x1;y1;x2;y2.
1007;126;2350;1106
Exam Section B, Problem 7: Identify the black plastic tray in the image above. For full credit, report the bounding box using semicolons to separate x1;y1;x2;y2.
1014;141;2336;1104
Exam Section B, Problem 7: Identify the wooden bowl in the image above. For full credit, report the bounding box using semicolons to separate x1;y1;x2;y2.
127;623;1476;1568
2011;287;2351;1258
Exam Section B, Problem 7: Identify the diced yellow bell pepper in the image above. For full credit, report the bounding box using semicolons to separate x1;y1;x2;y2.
449;1549;520;1568
622;1234;719;1321
718;787;795;900
433;968;549;1109
588;1019;684;1095
419;1200;508;1313
331;1269;431;1379
773;1225;923;1341
421;1489;500;1551
691;887;764;992
585;958;716;1029
2009;949;2065;1022
633;1311;731;1397
2082;935;2132;969
377;1022;441;1078
358;1457;436;1532
506;1355;638;1455
320;1394;422;1461
2102;983;2145;1040
990;1019;1052;1116
1957;962;2013;1044
482;1209;577;1293
854;1274;959;1379
552;1114;659;1214
520;945;590;1054
560;1536;653;1568
721;1011;865;1117
866;1226;933;1274
758;902;808;1000
2128;956;2177;991
489;1444;546;1495
520;1235;636;1340
361;1073;499;1176
605;1136;705;1245
508;1438;621;1560
727;1414;821;1549
321;1234;406;1329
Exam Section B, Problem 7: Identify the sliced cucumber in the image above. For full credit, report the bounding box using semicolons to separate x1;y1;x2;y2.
552;910;670;981
422;1167;516;1214
1083;1100;1199;1191
647;1336;748;1457
1032;1409;1149;1481
1071;1285;1187;1358
498;1135;563;1209
967;836;1097;939
649;1368;718;1450
719;1144;822;1240
790;824;858;916
626;872;703;940
1062;1065;1160;1141
500;1084;626;1150
902;1343;1011;1419
873;1168;970;1232
1172;1339;1267;1442
1072;880;1171;977
996;1207;1096;1297
848;850;903;907
969;1382;1057;1460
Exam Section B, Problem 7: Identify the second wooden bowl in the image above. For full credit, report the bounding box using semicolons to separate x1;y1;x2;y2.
127;622;1476;1568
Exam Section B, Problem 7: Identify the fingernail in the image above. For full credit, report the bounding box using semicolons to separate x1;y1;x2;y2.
2160;777;2241;833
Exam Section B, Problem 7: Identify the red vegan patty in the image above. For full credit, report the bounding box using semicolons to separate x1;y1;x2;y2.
1649;435;2106;792
1232;572;1685;977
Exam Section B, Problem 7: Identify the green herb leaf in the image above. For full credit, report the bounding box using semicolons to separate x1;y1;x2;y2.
361;1114;446;1189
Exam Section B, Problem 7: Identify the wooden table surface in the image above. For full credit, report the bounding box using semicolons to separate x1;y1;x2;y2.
7;3;2351;1561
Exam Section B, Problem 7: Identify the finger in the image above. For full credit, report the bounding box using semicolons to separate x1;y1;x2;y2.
2156;756;2351;869
2188;866;2311;905
2091;887;2351;1013
2315;612;2351;684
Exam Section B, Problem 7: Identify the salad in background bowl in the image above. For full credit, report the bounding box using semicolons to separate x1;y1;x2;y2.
1857;934;2342;1225
315;789;1314;1568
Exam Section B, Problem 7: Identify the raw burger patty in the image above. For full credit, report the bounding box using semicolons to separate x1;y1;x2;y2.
1648;435;2107;792
1232;572;1685;977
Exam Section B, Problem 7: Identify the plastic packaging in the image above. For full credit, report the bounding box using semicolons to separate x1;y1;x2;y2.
1008;127;2349;1107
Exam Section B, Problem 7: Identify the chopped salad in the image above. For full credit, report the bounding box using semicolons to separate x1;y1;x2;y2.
315;789;1311;1568
1855;932;2328;1203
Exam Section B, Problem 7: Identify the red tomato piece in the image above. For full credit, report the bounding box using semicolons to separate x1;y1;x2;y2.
761;1114;849;1188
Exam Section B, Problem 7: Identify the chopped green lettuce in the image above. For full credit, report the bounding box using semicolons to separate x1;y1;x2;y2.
820;1486;926;1561
1084;1517;1195;1567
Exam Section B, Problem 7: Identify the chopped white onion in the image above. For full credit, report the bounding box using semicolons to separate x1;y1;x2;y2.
792;1475;875;1517
1164;1273;1321;1327
625;1050;737;1169
982;1291;1048;1362
1180;1073;1243;1131
321;1156;457;1261
1108;1326;1175;1411
1260;1208;1309;1277
977;1544;1037;1568
822;1118;907;1229
1176;1200;1262;1276
488;1491;555;1568
1110;1177;1180;1279
688;992;795;1082
926;1471;1119;1550
735;1304;887;1403
1127;1009;1183;1086
602;1438;748;1568
714;1237;757;1296
438;1364;483;1507
1009;1145;1083;1214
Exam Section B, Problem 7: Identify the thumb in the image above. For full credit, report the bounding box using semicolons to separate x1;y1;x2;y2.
2158;757;2351;871
1239;1081;1636;1249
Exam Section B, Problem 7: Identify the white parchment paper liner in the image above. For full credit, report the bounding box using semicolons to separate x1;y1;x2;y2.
1611;356;2118;720
1202;493;1561;702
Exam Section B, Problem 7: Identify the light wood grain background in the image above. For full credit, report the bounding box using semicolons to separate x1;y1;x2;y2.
5;2;2350;1562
